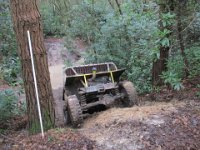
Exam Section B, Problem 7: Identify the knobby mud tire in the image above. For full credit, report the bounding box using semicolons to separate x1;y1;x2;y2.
67;95;83;127
121;81;138;107
63;93;69;125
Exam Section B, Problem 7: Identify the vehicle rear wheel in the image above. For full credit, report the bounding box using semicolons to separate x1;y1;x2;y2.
67;95;83;127
63;109;70;125
63;93;70;125
120;81;138;107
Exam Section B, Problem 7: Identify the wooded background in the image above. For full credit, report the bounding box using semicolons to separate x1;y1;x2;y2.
40;0;200;93
0;0;200;133
1;0;200;92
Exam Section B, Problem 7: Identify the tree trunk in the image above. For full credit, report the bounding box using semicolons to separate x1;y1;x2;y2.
10;0;55;134
176;1;189;77
152;1;173;85
152;47;169;85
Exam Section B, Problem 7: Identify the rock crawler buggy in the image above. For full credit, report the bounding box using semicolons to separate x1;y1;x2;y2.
63;62;138;127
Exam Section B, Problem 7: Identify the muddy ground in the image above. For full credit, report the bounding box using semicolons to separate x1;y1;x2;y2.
1;37;200;150
81;100;200;150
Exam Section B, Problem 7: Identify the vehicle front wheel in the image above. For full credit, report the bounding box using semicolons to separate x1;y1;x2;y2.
120;81;138;107
67;95;83;127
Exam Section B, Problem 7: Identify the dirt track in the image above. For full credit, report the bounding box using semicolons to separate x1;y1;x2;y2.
80;101;187;149
45;38;86;126
80;100;200;150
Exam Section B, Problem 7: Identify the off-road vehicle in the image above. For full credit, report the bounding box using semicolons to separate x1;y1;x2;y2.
63;62;138;127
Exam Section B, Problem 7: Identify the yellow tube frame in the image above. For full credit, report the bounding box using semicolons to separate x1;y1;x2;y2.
82;71;114;87
83;74;88;87
109;71;114;83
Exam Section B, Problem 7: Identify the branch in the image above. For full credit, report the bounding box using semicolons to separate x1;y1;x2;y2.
181;5;198;33
107;0;114;9
114;0;123;15
181;15;196;33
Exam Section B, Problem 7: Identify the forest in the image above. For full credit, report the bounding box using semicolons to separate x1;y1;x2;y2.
40;0;200;93
0;0;200;149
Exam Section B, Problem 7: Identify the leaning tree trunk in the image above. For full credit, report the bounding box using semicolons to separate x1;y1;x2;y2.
10;0;55;134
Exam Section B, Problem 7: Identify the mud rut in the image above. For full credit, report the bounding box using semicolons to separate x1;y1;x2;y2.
46;38;200;150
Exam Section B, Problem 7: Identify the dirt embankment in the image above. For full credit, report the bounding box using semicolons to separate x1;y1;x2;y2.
79;99;200;150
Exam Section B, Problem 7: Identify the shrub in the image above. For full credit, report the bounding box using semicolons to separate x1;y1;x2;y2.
0;0;17;57
186;44;200;77
161;55;185;90
65;1;158;93
0;57;21;85
39;1;68;36
64;0;200;93
0;89;26;121
0;0;21;85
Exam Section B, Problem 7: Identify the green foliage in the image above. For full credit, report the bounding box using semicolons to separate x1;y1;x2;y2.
166;55;185;78
0;57;21;85
161;72;184;90
39;0;73;36
162;41;200;90
43;0;199;93
0;89;26;121
39;2;65;36
155;12;175;50
161;55;185;90
161;12;175;27
0;0;21;85
64;1;107;43
65;0;159;93
0;0;17;57
186;44;200;77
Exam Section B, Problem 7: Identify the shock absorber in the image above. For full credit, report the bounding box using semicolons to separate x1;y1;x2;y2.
80;94;87;110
